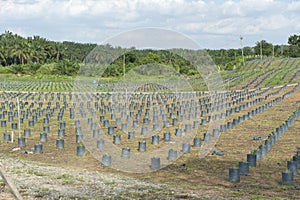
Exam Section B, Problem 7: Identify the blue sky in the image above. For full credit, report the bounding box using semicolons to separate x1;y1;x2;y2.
0;0;299;49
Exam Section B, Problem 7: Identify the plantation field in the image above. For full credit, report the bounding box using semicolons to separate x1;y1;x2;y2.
0;58;300;199
0;58;299;93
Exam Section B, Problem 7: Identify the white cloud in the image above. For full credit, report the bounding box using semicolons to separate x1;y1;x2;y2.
0;0;298;48
258;15;291;30
287;1;300;11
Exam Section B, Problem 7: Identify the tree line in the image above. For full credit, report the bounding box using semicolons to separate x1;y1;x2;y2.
0;31;299;77
207;35;300;68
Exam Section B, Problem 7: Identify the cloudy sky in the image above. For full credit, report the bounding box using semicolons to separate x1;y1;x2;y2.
0;0;299;49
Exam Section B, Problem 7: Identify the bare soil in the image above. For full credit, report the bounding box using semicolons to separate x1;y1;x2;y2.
1;86;300;199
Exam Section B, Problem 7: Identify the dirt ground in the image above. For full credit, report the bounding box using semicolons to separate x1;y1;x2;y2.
1;85;300;199
0;186;14;200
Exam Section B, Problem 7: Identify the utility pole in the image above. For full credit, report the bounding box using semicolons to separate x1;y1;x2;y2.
260;40;263;60
240;36;245;66
123;54;126;80
272;44;275;58
17;97;20;138
122;52;127;115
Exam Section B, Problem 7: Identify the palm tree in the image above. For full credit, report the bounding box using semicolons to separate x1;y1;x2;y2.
10;41;30;64
50;42;66;61
0;45;7;66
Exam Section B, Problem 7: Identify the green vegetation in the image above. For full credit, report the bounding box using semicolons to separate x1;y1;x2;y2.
56;173;75;185
0;57;298;92
0;178;5;187
27;169;46;177
0;31;299;78
0;31;96;66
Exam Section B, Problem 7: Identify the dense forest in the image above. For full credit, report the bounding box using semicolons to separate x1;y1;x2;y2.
0;31;299;77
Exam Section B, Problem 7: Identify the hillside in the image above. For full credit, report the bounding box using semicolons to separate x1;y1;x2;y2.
0;58;299;93
222;58;300;90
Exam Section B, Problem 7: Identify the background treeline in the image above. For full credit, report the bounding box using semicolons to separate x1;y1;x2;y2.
0;30;299;77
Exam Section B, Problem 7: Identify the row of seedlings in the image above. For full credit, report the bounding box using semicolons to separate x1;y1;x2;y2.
90;86;291;168
229;107;300;183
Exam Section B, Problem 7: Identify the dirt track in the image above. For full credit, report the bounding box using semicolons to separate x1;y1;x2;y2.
0;156;204;200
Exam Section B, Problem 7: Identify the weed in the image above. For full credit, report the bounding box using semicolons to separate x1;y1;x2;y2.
56;173;75;185
104;180;117;186
250;194;267;200
27;169;46;176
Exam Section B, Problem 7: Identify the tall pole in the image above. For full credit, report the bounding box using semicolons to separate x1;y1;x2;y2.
240;36;245;66
17;97;20;138
123;54;126;80
272;44;275;58
123;52;127;114
260;40;263;60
